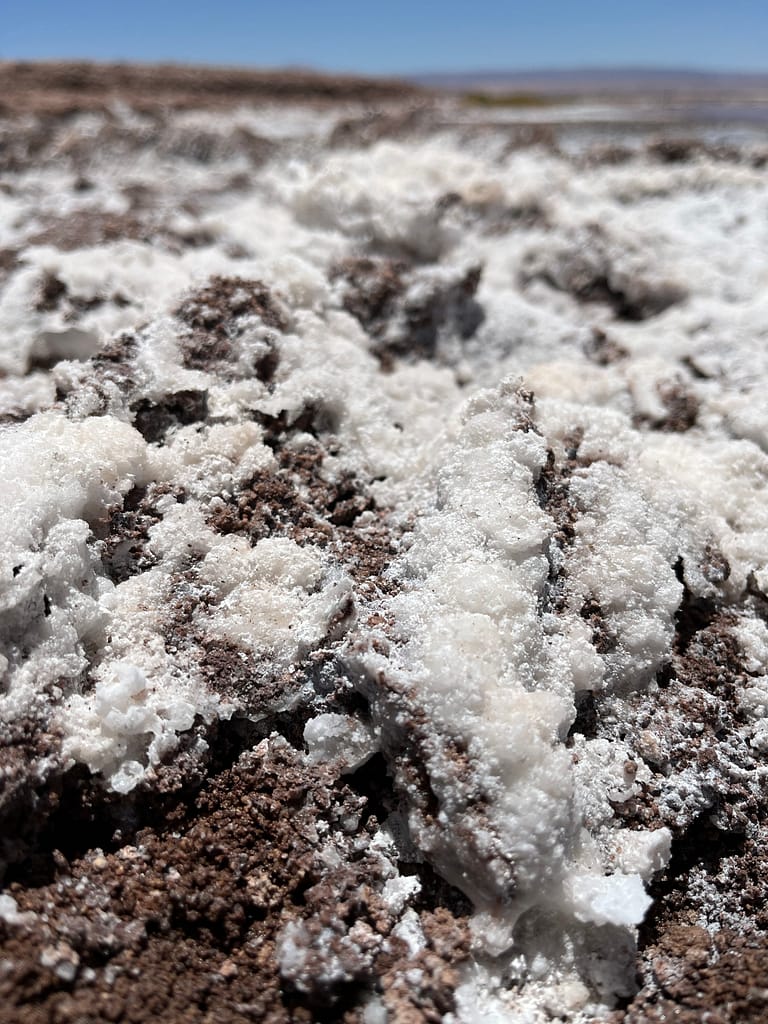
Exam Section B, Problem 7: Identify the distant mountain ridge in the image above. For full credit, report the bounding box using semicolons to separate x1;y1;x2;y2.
410;67;768;94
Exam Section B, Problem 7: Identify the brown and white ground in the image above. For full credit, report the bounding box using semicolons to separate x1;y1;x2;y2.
1;62;768;1023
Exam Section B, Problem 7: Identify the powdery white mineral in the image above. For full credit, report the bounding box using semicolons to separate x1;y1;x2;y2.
2;78;767;1022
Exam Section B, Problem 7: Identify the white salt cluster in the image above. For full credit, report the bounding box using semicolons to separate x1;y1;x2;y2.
0;893;34;927
199;535;352;661
2;98;768;1020
350;382;671;1005
350;360;766;1006
61;662;203;794
304;712;377;771
0;413;146;710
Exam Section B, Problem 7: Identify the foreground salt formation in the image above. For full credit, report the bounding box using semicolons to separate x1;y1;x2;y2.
1;84;768;1023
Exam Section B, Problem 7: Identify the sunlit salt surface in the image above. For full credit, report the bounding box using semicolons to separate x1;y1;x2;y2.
1;93;768;1021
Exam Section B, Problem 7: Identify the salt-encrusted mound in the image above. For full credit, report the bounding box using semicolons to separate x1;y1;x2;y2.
1;84;768;1024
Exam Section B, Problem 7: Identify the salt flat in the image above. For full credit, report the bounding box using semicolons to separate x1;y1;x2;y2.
1;67;767;1023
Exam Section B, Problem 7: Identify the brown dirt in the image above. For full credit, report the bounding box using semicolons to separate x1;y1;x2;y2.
627;927;768;1024
436;188;548;234
97;483;187;584
26;211;153;251
332;257;484;367
579;569;768;1022
0;738;470;1024
0;717;64;883
207;431;395;597
633;377;700;433
583;327;629;365
0;248;19;286
328;107;431;149
175;276;287;376
521;226;688;321
0;61;427;117
131;391;209;445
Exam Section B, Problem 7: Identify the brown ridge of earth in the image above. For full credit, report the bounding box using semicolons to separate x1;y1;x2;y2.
0;61;430;116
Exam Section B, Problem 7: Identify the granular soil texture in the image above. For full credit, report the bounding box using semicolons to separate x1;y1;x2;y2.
0;739;470;1024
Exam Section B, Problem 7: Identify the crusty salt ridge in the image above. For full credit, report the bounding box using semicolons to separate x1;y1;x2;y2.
1;72;768;1023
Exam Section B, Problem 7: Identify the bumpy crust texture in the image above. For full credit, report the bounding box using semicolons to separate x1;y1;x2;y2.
1;66;768;1023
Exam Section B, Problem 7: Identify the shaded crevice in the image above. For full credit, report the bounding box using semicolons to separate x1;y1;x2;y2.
672;558;718;656
746;570;768;623
567;690;599;742
331;256;485;368
130;389;208;443
3;710;283;890
579;596;617;654
97;482;185;583
535;431;584;615
521;228;686;322
637;810;749;952
281;980;372;1021
345;749;473;918
345;752;393;830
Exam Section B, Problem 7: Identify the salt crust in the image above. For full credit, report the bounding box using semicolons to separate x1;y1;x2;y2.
352;384;667;948
2;111;768;1020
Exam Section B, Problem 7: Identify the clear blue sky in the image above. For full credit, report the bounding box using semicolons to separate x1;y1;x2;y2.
4;0;767;75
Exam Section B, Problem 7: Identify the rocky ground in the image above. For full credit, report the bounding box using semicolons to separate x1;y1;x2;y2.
1;62;767;1023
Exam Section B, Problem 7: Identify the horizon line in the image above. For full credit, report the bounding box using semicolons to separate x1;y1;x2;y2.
2;57;768;80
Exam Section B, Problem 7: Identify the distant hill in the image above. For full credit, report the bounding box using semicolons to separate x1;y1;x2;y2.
410;68;768;95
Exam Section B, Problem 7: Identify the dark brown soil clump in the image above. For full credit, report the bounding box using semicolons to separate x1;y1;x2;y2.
176;276;287;374
131;391;209;444
521;227;687;321
332;257;484;367
0;739;470;1024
